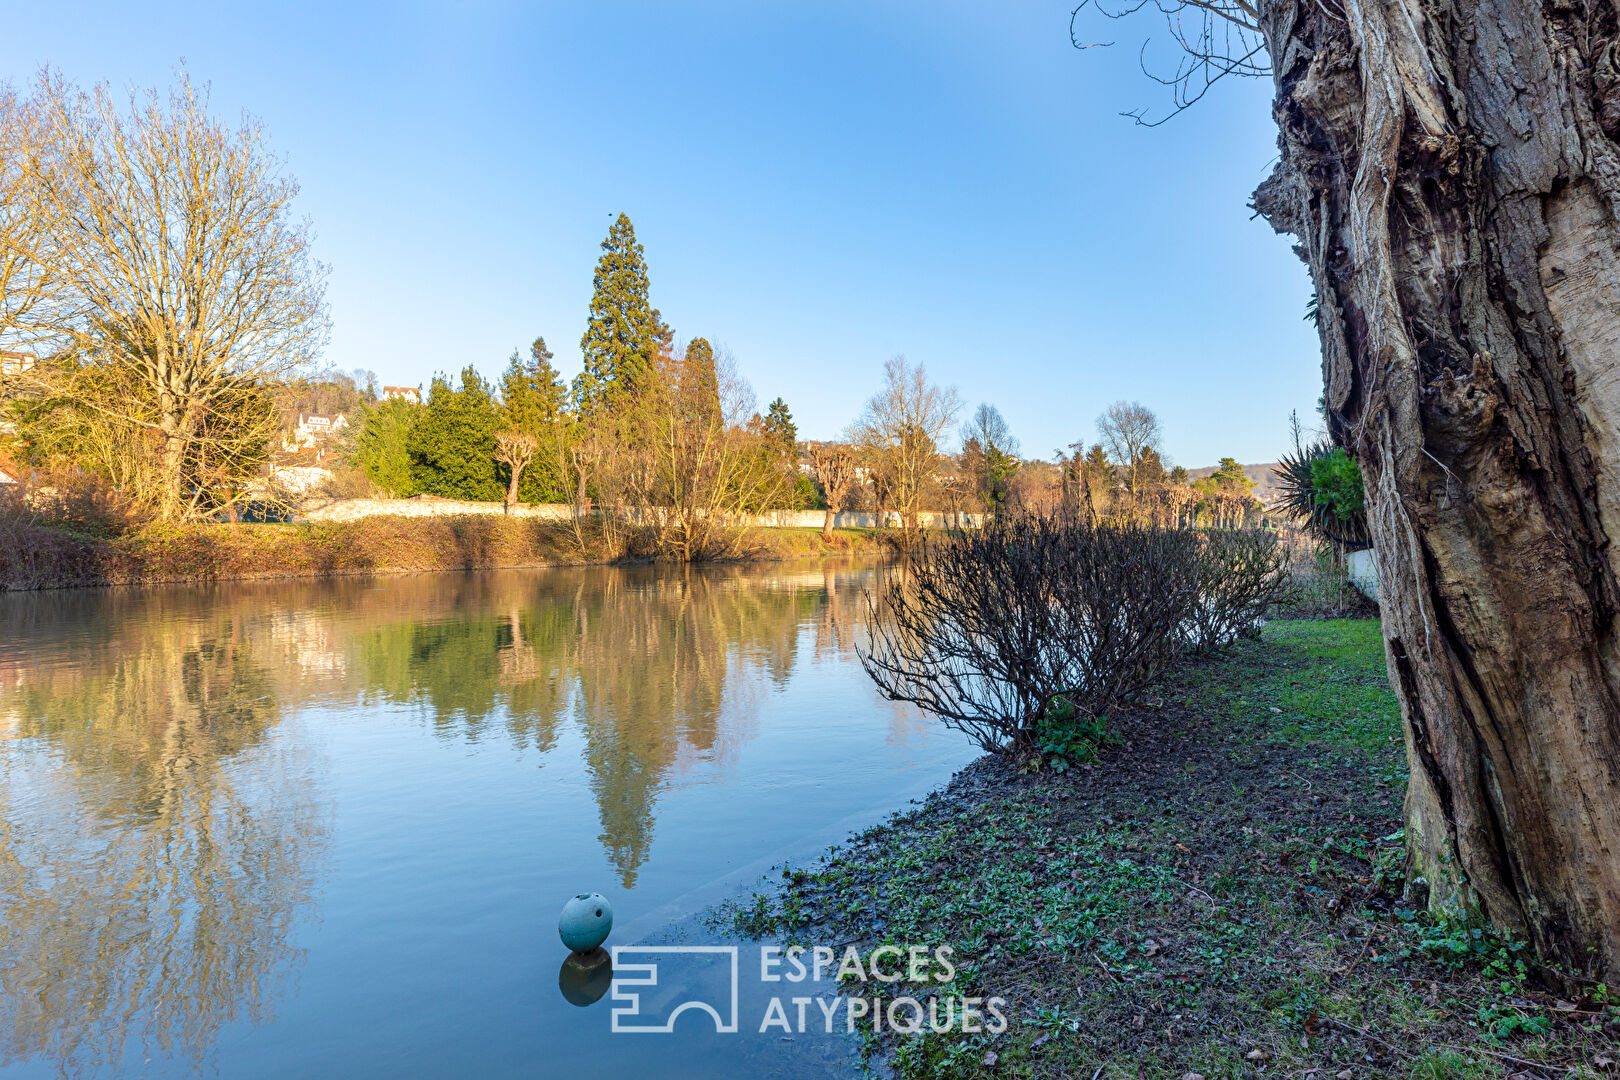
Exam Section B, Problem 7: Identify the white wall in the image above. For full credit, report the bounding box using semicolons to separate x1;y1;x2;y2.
298;500;984;529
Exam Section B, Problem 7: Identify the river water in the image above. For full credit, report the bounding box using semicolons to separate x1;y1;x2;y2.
0;561;978;1079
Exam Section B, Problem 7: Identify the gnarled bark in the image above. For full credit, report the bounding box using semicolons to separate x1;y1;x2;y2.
1254;0;1620;978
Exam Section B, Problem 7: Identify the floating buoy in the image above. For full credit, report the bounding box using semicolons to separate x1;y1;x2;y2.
558;892;613;953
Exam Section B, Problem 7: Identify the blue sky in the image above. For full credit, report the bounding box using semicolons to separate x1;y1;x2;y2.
8;1;1319;467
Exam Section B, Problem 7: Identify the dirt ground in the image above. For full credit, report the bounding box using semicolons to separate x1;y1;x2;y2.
721;620;1620;1079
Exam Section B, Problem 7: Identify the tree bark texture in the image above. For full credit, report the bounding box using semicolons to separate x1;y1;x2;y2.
1254;0;1620;978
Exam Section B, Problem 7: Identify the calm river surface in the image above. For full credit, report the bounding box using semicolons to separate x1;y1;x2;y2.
0;561;978;1079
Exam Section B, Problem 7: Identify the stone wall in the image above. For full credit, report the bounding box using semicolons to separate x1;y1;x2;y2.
299;499;575;522
298;499;983;529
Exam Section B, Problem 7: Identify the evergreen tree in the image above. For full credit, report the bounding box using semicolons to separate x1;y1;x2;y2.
575;214;662;416
678;336;721;421
683;335;713;372
1136;446;1167;488
410;366;502;500
963;403;1020;513
1212;456;1252;493
500;337;571;501
502;338;569;433
1083;443;1113;487
762;397;797;458
352;396;418;497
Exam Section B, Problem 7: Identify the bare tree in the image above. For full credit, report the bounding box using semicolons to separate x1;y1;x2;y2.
961;402;1021;515
493;430;538;514
624;346;788;560
0;86;57;342
848;356;962;545
1095;400;1162;498
0;71;329;521
810;443;856;539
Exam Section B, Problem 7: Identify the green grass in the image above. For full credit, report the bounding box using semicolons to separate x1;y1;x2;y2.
714;618;1618;1078
1174;618;1403;753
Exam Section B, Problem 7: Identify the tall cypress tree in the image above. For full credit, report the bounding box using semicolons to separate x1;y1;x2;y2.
575;214;662;416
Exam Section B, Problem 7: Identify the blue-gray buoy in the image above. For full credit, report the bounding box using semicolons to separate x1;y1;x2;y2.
559;893;613;953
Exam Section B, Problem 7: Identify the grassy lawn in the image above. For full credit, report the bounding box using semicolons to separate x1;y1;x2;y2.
719;620;1619;1078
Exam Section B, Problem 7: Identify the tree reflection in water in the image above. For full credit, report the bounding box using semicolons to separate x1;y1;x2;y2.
0;561;889;1074
349;564;870;886
0;590;329;1077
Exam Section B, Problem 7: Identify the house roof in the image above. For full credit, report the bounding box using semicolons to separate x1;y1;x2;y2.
0;447;24;484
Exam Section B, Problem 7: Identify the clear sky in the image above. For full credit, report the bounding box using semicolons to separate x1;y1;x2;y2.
8;1;1320;468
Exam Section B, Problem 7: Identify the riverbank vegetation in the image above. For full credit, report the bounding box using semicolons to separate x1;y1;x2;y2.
729;620;1620;1077
0;512;883;591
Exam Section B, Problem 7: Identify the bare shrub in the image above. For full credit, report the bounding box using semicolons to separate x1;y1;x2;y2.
313;468;378;501
860;513;1201;754
8;465;137;537
1272;529;1377;618
1184;528;1291;651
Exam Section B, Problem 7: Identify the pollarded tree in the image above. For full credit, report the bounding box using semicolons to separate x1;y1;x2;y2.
574;213;662;417
493;429;538;514
500;336;570;502
811;443;857;539
1076;0;1620;978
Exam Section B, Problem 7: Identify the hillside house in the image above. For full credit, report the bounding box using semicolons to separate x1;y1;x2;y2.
0;351;35;377
283;412;350;452
382;385;421;405
0;449;23;486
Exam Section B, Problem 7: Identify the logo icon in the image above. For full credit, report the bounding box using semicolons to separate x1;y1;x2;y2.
610;946;740;1033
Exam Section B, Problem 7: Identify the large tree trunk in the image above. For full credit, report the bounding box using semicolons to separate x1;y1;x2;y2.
1254;0;1620;979
505;464;522;515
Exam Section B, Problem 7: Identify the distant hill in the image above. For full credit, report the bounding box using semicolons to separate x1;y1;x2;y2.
1184;462;1284;505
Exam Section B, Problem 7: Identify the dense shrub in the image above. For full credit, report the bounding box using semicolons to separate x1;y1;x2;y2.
860;514;1291;756
860;513;1202;754
1185;528;1291;651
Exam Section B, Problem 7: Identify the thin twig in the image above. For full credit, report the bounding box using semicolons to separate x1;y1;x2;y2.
1441;1045;1573;1075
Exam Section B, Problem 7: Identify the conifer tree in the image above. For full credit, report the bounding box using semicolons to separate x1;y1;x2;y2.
575;214;662;416
353;397;418;497
502;337;569;434
499;336;571;501
1211;457;1252;493
409;366;502;500
762;397;797;458
678;336;720;422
